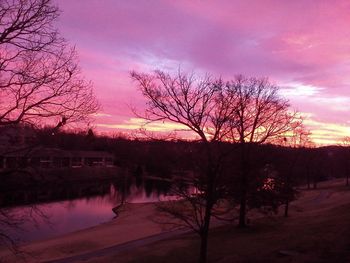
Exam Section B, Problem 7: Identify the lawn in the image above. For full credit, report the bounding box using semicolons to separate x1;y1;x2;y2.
86;180;350;263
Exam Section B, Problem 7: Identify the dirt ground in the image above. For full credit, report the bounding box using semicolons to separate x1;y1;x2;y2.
1;178;350;263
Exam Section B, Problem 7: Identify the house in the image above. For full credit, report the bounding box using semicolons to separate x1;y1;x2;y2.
0;124;36;146
0;147;114;170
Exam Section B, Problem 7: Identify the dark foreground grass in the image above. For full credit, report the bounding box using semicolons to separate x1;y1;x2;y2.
89;186;350;263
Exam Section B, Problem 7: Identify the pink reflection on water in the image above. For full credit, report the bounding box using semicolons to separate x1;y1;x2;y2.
3;181;196;243
5;183;179;243
7;195;116;243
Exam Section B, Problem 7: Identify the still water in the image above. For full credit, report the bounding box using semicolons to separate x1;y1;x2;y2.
1;178;174;243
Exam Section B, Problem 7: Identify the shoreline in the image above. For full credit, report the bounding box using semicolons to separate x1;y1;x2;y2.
0;202;170;263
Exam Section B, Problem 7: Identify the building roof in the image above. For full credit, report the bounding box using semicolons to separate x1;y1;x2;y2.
0;146;114;158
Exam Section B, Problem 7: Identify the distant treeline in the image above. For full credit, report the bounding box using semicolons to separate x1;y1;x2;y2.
34;128;350;189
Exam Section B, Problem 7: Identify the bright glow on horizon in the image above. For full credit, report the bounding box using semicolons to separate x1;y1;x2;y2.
96;118;190;132
304;119;350;146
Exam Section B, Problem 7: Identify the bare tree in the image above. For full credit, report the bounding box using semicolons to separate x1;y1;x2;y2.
225;75;300;227
131;70;235;263
0;0;99;252
0;0;99;128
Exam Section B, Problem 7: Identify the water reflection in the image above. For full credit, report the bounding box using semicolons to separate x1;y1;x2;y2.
0;177;174;243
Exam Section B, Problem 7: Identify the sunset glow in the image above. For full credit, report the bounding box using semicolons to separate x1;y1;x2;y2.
55;0;350;145
3;1;350;261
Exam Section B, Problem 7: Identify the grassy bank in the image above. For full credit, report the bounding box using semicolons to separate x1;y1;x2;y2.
86;180;350;263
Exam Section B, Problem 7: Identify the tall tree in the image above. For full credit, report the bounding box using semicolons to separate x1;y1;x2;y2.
131;70;234;263
0;0;99;250
225;75;300;227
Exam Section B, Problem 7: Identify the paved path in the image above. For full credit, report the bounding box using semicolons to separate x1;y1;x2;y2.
42;228;191;263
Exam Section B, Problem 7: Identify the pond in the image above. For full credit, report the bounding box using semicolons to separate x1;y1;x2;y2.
0;177;176;244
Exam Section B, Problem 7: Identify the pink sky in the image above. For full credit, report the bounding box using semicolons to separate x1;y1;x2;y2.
55;0;350;145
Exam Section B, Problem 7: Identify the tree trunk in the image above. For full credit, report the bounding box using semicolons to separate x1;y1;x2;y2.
306;164;311;190
238;142;248;228
199;196;212;263
199;230;208;263
284;171;291;217
238;195;247;227
284;165;293;218
198;147;214;263
284;199;289;217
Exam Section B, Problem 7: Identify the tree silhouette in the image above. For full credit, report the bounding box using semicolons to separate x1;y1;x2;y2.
0;0;99;127
131;70;234;263
225;75;300;227
0;0;98;251
131;70;301;260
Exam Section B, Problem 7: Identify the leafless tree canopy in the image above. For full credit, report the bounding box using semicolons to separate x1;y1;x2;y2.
226;75;299;144
131;71;299;145
0;0;99;127
131;70;234;142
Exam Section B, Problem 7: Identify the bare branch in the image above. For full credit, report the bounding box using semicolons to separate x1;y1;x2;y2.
0;0;99;127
